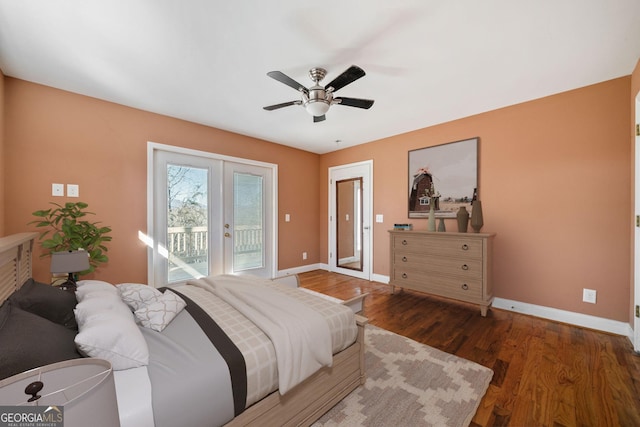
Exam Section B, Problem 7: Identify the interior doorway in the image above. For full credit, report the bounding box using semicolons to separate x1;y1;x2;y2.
328;161;372;280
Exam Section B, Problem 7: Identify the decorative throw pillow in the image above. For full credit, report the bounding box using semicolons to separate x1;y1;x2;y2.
0;301;81;380
8;278;78;330
134;290;186;332
117;283;163;311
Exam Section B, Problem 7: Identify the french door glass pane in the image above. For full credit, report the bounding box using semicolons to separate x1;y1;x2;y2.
233;172;264;271
166;164;209;282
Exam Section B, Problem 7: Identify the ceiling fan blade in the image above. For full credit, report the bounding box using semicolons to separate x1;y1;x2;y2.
266;71;308;94
313;115;326;123
263;100;301;111
325;65;366;92
334;97;374;109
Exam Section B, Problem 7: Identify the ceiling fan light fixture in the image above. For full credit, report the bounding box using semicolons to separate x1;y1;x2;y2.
304;100;330;117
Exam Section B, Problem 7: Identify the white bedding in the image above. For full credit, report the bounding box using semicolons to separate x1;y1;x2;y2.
113;366;154;427
189;275;333;394
114;275;358;426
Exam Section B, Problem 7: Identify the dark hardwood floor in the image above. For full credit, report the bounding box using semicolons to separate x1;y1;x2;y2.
298;270;640;427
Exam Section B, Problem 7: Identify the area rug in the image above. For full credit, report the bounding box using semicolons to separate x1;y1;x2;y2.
313;325;493;427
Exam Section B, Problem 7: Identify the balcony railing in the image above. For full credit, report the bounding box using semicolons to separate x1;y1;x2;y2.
167;225;263;265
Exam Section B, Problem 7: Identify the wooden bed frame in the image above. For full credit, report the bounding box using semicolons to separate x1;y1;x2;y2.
0;232;367;427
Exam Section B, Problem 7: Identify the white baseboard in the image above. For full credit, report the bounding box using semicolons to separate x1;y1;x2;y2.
371;273;389;284
492;297;633;337
276;263;324;278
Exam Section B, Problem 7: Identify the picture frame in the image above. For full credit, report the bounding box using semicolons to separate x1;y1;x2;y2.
408;137;478;218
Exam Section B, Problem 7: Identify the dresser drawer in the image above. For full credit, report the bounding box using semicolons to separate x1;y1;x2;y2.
391;268;482;301
392;253;482;279
392;234;482;259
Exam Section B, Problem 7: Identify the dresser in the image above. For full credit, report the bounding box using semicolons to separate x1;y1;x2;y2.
388;230;495;316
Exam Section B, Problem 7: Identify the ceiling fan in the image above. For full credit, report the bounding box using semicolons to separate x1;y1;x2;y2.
263;65;374;123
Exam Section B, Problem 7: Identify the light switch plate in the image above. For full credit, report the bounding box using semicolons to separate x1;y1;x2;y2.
376;214;384;223
52;183;64;197
67;184;79;197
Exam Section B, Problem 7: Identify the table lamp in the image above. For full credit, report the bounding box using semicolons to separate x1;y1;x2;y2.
50;250;90;291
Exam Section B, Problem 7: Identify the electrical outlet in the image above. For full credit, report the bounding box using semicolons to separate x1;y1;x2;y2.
582;288;597;304
302;252;307;260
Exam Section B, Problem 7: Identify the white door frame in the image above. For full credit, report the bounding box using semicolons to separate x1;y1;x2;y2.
328;160;373;280
634;95;640;351
146;142;278;286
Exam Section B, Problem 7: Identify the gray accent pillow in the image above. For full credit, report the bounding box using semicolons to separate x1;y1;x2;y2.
9;279;78;331
0;301;82;380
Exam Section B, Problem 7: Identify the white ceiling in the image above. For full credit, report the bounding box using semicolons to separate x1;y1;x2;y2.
1;1;639;154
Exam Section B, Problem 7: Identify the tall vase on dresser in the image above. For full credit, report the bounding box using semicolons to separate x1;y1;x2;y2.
457;206;469;232
471;200;484;233
428;198;436;231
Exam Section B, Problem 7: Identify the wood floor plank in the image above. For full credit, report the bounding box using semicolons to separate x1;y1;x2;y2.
298;270;640;427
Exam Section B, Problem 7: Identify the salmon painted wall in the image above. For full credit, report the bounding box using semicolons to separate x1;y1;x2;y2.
3;78;320;284
320;77;632;322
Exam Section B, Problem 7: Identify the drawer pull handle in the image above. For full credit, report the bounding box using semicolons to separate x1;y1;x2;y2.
402;240;408;245
402;256;408;262
461;264;469;270
461;244;469;250
461;284;469;290
402;273;408;279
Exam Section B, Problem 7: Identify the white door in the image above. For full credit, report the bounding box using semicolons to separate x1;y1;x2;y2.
223;161;274;278
328;161;373;280
635;95;640;351
149;144;276;286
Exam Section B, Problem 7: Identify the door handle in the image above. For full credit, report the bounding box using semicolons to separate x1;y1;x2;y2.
224;232;231;238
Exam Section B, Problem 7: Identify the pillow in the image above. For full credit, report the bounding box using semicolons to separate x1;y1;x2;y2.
74;292;149;370
134;290;186;332
8;279;78;330
74;295;134;324
0;301;82;380
117;283;163;311
75;280;118;302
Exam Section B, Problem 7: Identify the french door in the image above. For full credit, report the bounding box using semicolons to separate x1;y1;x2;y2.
148;143;276;286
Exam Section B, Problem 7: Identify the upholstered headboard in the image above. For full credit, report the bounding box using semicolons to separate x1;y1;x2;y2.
0;232;38;303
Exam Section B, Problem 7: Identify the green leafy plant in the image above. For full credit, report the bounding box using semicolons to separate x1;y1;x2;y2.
30;202;112;274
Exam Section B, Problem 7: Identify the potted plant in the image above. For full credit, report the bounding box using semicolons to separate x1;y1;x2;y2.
30;202;112;275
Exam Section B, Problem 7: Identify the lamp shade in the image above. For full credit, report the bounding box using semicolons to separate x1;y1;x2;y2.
0;358;120;427
50;251;90;274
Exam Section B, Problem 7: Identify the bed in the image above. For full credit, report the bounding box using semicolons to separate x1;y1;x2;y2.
0;232;367;426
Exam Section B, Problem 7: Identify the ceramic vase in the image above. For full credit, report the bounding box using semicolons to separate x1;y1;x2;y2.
437;218;446;232
456;206;469;232
471;200;484;233
428;200;436;231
